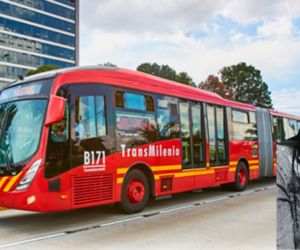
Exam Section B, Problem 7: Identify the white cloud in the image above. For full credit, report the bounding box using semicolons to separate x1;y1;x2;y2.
221;0;300;25
81;27;300;85
272;89;300;115
79;0;300;115
257;18;294;38
80;0;225;34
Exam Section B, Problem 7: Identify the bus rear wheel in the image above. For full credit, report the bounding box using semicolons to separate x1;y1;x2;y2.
232;161;249;191
222;161;249;191
120;169;149;214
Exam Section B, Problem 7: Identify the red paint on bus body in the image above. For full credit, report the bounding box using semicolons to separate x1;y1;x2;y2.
0;67;296;212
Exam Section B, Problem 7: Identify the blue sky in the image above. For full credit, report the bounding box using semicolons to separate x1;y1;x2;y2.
80;0;300;115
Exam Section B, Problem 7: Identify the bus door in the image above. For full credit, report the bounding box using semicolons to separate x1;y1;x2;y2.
272;116;284;143
179;101;205;169
206;104;228;173
45;86;71;180
70;84;115;208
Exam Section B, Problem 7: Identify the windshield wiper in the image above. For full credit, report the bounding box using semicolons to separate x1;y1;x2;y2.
0;148;12;173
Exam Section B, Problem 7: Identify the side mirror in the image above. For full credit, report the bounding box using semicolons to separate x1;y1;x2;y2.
45;95;66;126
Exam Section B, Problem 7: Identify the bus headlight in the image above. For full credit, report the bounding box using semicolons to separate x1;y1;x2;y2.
16;159;42;191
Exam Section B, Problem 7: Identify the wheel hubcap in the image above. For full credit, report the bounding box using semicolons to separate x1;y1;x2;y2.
238;168;246;186
127;180;145;203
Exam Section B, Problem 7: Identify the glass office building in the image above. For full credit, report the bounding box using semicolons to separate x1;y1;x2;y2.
0;0;79;86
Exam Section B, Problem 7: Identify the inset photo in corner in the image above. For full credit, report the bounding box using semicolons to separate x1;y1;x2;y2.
277;130;300;249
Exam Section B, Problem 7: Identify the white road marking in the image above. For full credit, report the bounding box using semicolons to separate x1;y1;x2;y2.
101;216;143;227
160;204;194;214
0;233;66;249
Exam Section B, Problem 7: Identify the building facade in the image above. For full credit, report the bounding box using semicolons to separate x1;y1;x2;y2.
0;0;79;86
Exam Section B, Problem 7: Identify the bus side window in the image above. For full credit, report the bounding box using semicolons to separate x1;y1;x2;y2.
290;119;297;137
207;105;216;161
115;91;154;112
232;109;257;141
249;111;258;140
179;102;191;166
75;95;107;139
191;104;203;166
284;118;297;140
273;116;284;142
157;97;179;139
115;91;157;149
216;107;225;161
273;117;279;142
207;105;228;166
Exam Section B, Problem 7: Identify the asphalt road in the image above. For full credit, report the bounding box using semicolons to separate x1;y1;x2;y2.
0;178;276;250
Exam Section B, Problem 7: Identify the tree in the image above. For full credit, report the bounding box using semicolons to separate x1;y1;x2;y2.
176;72;196;87
220;62;273;108
103;62;117;67
137;63;176;80
27;65;60;76
137;62;195;87
198;75;228;98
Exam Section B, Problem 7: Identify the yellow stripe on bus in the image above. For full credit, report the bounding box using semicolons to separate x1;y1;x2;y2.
175;170;215;177
229;167;236;172
3;172;22;192
249;165;259;170
117;165;182;175
117;178;124;184
117;163;258;184
154;169;215;180
151;165;182;172
117;168;128;174
249;160;259;164
212;165;228;169
0;177;8;189
230;160;259;166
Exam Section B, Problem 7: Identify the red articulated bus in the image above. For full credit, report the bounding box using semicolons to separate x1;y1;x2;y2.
0;66;298;213
269;110;300;174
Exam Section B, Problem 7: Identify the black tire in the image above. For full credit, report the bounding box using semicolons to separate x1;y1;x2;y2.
221;161;249;191
119;169;149;214
232;161;249;191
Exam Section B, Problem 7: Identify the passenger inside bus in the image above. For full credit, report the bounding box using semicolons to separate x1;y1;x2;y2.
51;121;67;142
75;118;85;140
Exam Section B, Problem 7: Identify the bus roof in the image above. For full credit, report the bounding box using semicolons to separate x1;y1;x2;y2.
39;65;255;111
269;109;300;121
5;65;256;111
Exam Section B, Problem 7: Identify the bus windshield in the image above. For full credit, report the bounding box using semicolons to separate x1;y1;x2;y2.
0;99;47;169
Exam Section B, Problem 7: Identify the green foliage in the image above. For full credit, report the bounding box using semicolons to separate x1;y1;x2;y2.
176;72;196;87
137;63;195;87
220;62;273;108
103;62;117;67
198;75;228;98
26;65;60;76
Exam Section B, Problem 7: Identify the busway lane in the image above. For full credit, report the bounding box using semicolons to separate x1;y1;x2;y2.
6;185;276;250
0;178;275;248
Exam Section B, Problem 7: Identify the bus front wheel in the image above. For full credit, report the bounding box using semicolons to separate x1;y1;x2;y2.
120;169;149;214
